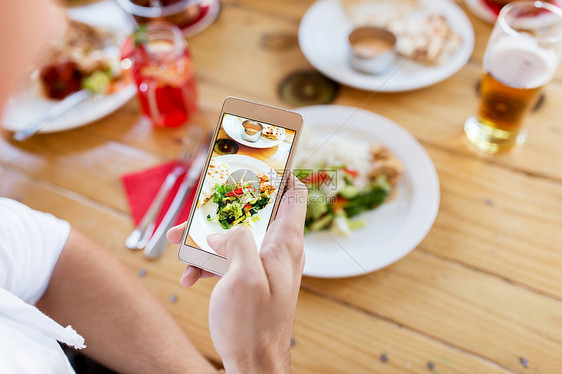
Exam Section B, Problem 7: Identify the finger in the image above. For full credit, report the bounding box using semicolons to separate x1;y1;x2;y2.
200;271;219;279
207;232;231;257
276;174;308;226
260;222;305;293
216;227;259;265
166;222;186;244
262;174;307;258
180;265;218;287
179;265;202;287
207;225;255;257
214;227;268;287
260;174;307;294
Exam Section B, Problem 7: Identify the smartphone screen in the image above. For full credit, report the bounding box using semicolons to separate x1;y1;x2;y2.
184;112;297;255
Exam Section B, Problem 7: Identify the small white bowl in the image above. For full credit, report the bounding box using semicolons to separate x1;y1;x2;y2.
348;27;397;74
240;120;263;142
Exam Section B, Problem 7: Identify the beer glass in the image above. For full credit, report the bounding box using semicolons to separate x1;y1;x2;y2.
465;1;562;154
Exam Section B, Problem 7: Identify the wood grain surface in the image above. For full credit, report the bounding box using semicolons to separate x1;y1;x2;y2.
2;0;562;373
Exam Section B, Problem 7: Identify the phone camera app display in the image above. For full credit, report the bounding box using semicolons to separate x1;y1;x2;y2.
185;113;296;254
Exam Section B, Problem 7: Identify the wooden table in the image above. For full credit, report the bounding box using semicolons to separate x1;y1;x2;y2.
2;1;562;372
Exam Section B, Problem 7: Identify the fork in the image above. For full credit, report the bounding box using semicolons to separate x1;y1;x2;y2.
125;127;204;250
143;146;207;260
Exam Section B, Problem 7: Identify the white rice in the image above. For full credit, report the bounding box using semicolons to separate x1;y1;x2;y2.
294;131;373;190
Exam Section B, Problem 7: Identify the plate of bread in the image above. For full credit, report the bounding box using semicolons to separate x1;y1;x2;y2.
299;0;474;92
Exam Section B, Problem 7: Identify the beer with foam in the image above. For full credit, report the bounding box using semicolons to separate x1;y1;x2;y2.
465;2;562;153
478;38;557;132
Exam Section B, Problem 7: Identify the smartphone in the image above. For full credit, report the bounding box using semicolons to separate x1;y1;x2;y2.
178;97;303;275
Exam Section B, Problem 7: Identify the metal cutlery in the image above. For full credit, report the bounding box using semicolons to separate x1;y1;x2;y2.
125;164;185;250
13;90;91;141
125;137;201;250
143;147;207;260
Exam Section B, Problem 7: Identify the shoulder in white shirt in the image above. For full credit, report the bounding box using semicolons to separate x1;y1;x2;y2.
0;198;84;374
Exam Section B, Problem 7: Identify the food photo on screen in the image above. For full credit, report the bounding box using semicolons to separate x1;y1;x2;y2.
185;113;296;254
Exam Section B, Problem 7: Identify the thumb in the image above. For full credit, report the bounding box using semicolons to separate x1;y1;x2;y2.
166;222;186;244
207;232;229;257
208;227;263;276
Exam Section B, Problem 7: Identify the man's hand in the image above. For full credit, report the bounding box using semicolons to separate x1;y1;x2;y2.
167;175;307;373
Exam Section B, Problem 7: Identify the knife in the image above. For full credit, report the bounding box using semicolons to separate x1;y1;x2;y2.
13;90;91;141
143;148;207;260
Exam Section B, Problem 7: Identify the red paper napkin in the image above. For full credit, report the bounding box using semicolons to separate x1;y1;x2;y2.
121;161;199;233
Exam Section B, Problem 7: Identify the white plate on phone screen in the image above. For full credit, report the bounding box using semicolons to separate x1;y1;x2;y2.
298;0;474;92
1;1;136;134
222;113;286;149
190;155;277;254
295;105;440;278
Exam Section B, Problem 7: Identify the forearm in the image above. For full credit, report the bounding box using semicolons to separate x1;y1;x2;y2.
37;229;217;374
224;348;289;374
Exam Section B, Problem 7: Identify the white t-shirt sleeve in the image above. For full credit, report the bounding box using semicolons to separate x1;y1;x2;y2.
0;198;71;304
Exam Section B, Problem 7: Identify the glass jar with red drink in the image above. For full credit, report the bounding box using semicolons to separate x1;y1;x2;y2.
122;22;197;127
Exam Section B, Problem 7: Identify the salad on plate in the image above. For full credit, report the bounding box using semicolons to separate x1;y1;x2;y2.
294;131;402;236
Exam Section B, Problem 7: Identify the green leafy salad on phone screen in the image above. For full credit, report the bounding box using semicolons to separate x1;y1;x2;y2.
294;132;403;236
207;173;276;229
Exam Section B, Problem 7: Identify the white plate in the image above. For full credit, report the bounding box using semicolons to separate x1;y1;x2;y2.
298;0;475;92
1;1;136;134
190;155;277;253
295;105;440;278
222;114;286;149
